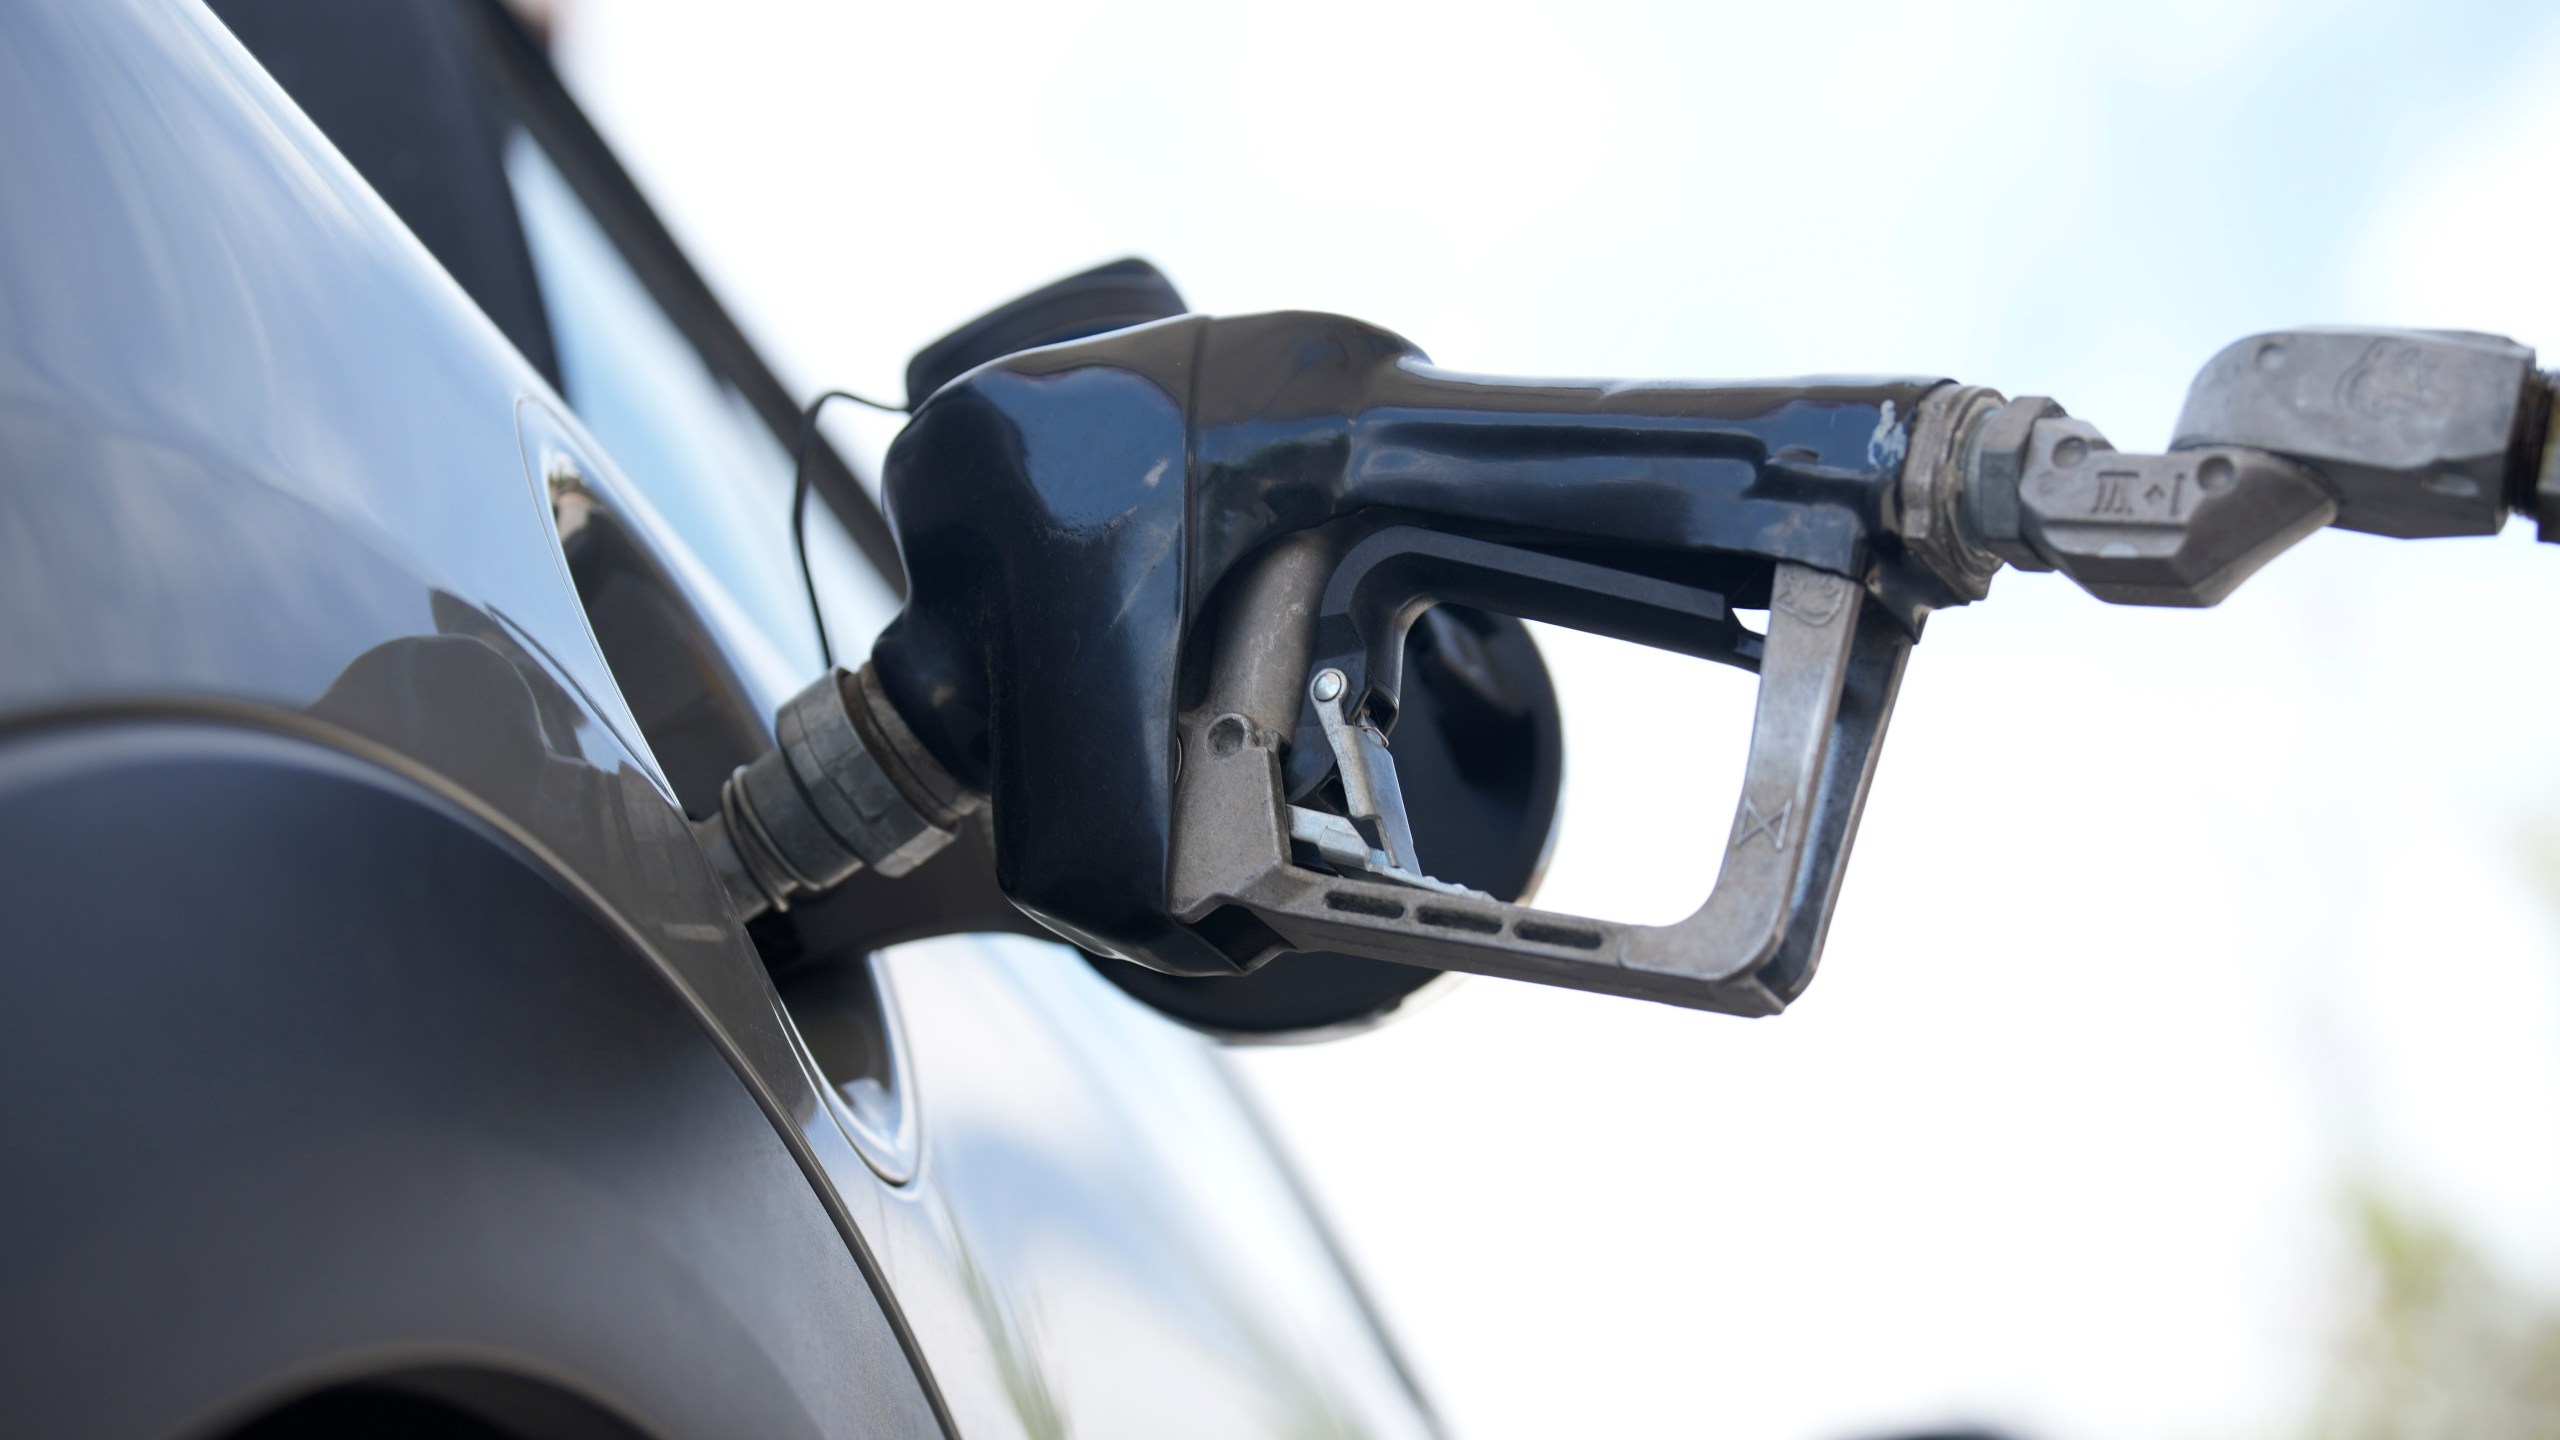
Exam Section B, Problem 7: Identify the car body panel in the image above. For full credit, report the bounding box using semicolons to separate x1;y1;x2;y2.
0;719;947;1440
0;2;1439;1435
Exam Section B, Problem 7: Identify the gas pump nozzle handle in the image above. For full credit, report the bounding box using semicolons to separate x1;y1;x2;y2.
698;313;2556;1017
845;312;1962;1012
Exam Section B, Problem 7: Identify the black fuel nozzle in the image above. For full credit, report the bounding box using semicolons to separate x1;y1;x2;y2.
698;314;2560;1018
815;311;1993;1016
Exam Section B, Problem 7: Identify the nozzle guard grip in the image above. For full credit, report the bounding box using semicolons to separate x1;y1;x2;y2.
1172;560;1906;1016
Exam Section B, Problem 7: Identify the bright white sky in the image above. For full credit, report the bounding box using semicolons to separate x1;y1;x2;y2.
554;3;2560;1435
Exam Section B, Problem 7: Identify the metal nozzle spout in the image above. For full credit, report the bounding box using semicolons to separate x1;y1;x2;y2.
693;662;981;923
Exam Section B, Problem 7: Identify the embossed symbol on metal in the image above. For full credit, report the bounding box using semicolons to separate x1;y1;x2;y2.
1731;794;1792;850
1770;567;1848;625
2341;338;2444;421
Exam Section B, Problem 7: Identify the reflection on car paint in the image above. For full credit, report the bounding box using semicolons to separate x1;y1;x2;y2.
0;0;1444;1433
878;934;1437;1440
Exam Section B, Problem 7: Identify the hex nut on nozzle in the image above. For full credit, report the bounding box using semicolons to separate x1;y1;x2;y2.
1960;397;2064;572
1897;383;2009;603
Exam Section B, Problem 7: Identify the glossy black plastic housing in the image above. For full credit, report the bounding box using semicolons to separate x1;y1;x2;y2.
904;257;1189;411
871;312;1943;973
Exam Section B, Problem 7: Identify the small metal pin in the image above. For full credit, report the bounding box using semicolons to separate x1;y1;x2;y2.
1309;668;1346;703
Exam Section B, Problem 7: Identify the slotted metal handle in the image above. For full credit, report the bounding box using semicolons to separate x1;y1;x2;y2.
1169;559;1909;1017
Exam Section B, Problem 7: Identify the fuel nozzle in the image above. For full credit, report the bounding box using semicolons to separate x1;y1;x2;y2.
693;663;979;923
688;312;2560;1021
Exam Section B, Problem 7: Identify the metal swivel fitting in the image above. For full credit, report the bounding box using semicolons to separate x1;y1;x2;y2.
1958;398;2335;607
694;663;980;923
1919;328;2560;611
